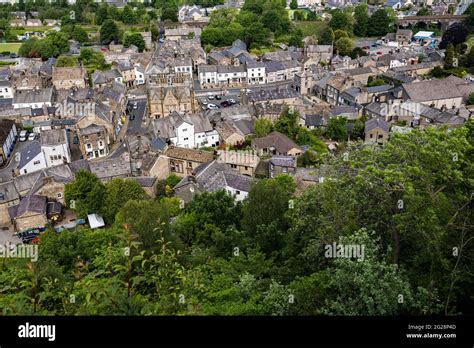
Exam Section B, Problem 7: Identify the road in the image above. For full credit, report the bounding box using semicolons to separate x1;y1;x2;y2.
0;140;30;183
126;99;147;135
108;99;148;159
193;79;294;97
456;0;473;15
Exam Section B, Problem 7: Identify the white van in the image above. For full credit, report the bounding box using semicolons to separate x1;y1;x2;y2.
19;130;27;142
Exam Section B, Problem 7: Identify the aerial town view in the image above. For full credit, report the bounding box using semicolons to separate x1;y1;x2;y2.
0;0;472;342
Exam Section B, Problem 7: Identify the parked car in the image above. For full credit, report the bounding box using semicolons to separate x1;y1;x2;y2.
215;95;222;100
129;114;135;121
28;133;36;141
19;130;27;142
132;102;138;109
208;95;215;100
201;99;208;105
220;100;231;107
207;103;219;110
228;98;236;104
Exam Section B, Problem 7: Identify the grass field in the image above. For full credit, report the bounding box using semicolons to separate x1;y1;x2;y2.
0;43;22;53
295;20;328;39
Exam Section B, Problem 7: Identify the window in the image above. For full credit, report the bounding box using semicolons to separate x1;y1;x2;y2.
370;134;373;138
33;160;40;165
184;137;188;140
231;164;237;169
187;162;192;168
57;192;63;199
236;190;240;195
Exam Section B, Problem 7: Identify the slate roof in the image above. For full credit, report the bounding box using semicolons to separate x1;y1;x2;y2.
305;114;324;127
9;195;47;219
164;146;214;163
403;75;474;102
365;118;390;133
252;131;302;153
89;155;131;180
18;140;41;170
270;155;296;167
40;129;67;146
174;159;253;194
13;88;53;105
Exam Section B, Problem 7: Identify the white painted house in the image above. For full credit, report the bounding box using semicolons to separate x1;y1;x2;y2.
152;112;219;148
18;140;47;175
12;88;53;109
40;129;71;168
0;80;14;99
246;61;266;85
134;66;145;85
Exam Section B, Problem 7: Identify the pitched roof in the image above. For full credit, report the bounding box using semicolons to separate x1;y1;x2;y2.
252;131;302;153
365;118;390;133
164;146;214;163
9;195;47;219
402;75;474;102
18;140;42;170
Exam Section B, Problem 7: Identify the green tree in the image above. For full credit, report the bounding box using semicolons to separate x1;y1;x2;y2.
96;3;109;25
72;25;89;43
326;116;348;141
444;43;455;69
353;3;368;37
329;9;352;32
318;229;442;315
123;32;145;52
254;118;273;137
103;178;148;223
100;19;120;45
242;175;295;254
290;0;298;10
121;4;137;24
335;37;354;56
289;28;304;47
333;29;349;40
367;9;390;36
319;27;335;45
275;107;300;139
64;170;106;218
55;55;78;67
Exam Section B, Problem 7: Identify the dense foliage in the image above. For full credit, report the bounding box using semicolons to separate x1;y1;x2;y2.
1;122;472;315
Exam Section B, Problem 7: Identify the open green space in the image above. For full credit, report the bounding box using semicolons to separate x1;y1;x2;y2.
0;42;21;53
